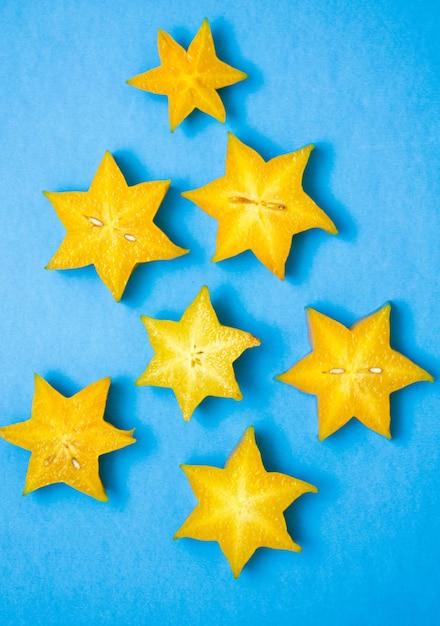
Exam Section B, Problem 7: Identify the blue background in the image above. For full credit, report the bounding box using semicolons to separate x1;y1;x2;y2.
0;1;439;624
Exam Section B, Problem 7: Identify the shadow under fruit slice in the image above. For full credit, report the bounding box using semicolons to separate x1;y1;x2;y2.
45;151;188;301
128;18;247;131
277;304;434;440
174;426;318;578
135;285;260;421
181;133;337;279
0;375;135;501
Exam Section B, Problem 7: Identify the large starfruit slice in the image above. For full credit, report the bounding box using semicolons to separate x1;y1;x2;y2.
277;304;433;440
182;133;337;278
136;286;260;420
0;375;135;501
175;426;318;578
45;151;188;301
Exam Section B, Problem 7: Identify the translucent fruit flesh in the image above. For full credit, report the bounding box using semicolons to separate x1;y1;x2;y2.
128;19;247;131
175;426;318;578
277;305;433;440
0;375;135;501
136;286;260;421
45;151;188;301
182;133;337;278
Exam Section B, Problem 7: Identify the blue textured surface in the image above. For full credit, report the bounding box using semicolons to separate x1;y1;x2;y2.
0;1;439;624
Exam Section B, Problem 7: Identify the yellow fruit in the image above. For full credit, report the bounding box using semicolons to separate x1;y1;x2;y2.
175;426;318;578
128;19;247;131
0;375;135;501
45;151;188;301
136;286;260;421
182;133;337;278
277;305;433;440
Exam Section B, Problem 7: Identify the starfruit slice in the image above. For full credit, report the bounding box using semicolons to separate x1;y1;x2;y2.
277;304;433;440
128;18;247;131
175;426;318;577
0;375;135;501
182;133;337;279
136;286;260;420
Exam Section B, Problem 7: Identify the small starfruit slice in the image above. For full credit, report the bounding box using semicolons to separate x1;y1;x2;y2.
181;133;337;279
175;426;318;578
136;286;260;421
0;375;135;501
128;18;247;131
277;304;434;440
45;151;188;301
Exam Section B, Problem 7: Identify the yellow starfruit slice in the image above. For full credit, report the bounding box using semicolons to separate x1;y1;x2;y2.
45;151;188;301
175;426;318;578
277;304;434;440
181;133;337;279
127;18;247;131
136;285;260;421
0;375;135;501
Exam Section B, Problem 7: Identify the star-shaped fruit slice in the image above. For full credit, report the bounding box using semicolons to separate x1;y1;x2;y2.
45;151;188;301
181;133;337;279
127;18;247;131
0;375;135;501
277;305;433;440
136;286;260;421
175;426;317;578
